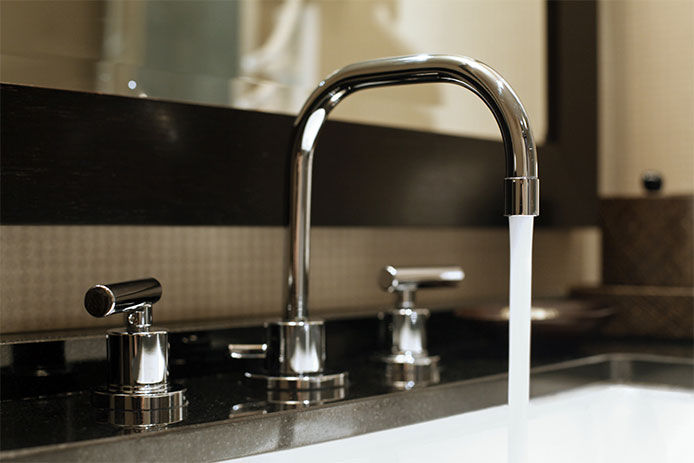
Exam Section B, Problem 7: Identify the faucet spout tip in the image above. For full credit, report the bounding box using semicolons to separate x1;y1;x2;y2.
505;177;539;216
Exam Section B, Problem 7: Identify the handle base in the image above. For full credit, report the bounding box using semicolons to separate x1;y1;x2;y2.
244;370;348;405
230;319;348;402
379;353;440;390
92;385;187;428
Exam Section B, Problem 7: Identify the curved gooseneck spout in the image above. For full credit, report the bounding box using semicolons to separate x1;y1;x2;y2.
286;54;539;321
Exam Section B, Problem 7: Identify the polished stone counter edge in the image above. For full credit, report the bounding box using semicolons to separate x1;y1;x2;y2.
3;354;691;463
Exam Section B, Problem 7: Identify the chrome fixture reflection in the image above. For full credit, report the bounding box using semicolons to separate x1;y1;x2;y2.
378;265;464;390
229;386;347;417
84;278;187;428
236;54;539;398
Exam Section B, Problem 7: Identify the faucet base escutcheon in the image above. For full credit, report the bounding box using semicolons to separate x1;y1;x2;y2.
230;319;348;405
380;352;441;390
92;384;187;428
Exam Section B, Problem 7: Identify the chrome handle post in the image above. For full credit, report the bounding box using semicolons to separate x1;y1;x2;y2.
84;278;186;428
84;277;161;318
378;265;464;390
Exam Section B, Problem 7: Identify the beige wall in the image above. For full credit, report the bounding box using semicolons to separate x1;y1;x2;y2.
599;0;694;196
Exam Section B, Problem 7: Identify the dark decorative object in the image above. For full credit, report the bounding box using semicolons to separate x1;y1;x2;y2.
572;285;693;339
574;193;694;339
601;195;693;287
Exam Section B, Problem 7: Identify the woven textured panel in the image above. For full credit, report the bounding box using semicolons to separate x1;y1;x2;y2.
0;225;599;334
573;285;694;339
601;196;693;287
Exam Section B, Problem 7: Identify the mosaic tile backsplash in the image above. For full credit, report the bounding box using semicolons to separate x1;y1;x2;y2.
0;226;599;333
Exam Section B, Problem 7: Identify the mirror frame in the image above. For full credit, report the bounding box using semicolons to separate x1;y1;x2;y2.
0;1;596;227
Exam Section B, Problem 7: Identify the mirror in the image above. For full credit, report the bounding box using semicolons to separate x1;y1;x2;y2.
1;0;546;142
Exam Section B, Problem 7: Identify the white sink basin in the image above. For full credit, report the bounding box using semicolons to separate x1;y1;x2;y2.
234;384;694;463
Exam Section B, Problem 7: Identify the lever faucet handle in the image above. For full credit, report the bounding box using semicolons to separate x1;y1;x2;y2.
379;266;464;309
228;343;267;359
84;277;162;318
379;266;464;292
84;278;162;331
84;277;186;427
377;265;460;387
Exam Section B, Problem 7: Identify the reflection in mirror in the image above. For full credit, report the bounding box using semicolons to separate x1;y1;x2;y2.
0;0;546;141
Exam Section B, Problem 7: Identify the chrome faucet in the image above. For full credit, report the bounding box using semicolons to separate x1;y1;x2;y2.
288;54;539;320
233;54;539;398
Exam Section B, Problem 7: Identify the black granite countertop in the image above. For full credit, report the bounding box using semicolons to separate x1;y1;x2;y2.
1;310;692;460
